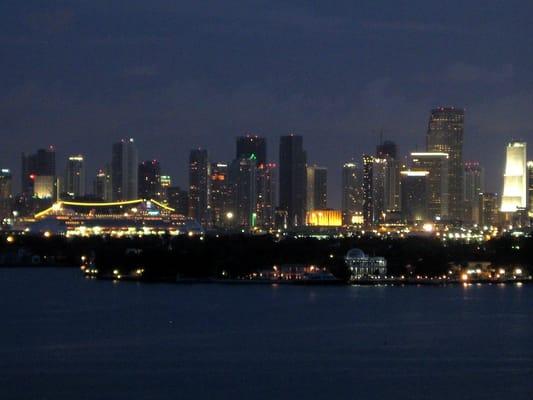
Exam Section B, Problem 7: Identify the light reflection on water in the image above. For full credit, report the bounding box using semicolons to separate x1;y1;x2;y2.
0;268;532;400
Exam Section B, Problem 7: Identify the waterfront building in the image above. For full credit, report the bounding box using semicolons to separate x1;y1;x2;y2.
306;209;342;227
236;135;267;165
410;152;449;221
345;248;387;279
306;165;328;211
426;107;464;220
478;192;500;228
94;166;112;202
501;142;527;212
376;140;400;212
0;169;12;222
111;138;138;201
463;161;484;224
279;134;307;227
341;162;363;225
138;160;162;200
229;157;257;228
188;148;210;225
210;162;232;227
64;155;86;198
362;155;373;225
400;170;429;223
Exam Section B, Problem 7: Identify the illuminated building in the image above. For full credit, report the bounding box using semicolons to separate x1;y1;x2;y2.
501;142;527;212
279;134;307;227
376;140;400;212
527;161;533;216
341;162;363;225
0;169;12;222
362;155;373;225
229;157;256;228
111;138;138;201
94;166;112;202
463;161;484;224
426;107;464;220
306;209;342;227
400;170;429;223
345;248;387;279
210;162;232;227
478;192;499;227
138;160;162;200
188;148;210;225
256;163;277;228
236;135;266;165
33;176;55;199
160;175;171;189
64;155;86;198
166;186;188;216
32;199;203;236
410;152;449;220
306;165;328;211
21;146;56;198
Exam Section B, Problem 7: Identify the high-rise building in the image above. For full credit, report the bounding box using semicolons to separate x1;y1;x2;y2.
306;165;327;211
210;162;232;227
501;142;527;212
236;135;267;166
94;166;112;201
527;161;533;214
478;192;500;227
138;160;162;199
166;186;189;216
426;107;464;220
229;157;257;228
341;162;363;225
463;161;484;224
410;152;449;220
375;141;400;213
188;148;210;225
376;140;398;160
0;169;12;221
362;155;374;225
256;163;277;228
111;138;138;201
400;170;429;223
64;155;86;198
21;146;56;198
279;135;307;227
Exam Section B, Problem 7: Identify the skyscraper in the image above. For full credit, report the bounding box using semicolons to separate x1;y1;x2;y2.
375;140;400;212
166;186;189;216
376;140;398;160
527;161;533;214
479;192;499;227
21;147;56;198
463;161;485;224
138;160;162;199
256;163;277;228
236;135;267;165
111;138;138;201
188;148;210;225
426;107;464;220
362;155;374;225
94;166;112;201
210;162;232;227
410;152;449;220
341;162;363;225
306;165;327;211
279;135;307;227
0;169;12;221
501;142;527;212
64;155;86;198
400;170;429;223
229;157;257;228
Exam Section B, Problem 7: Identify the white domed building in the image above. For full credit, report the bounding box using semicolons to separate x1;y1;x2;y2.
345;248;387;279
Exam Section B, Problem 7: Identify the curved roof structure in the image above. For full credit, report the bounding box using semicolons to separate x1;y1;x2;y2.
346;248;368;259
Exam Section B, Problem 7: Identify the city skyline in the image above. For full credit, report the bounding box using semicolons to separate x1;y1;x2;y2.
2;2;533;207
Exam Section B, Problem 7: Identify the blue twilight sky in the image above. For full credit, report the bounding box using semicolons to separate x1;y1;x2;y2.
1;0;532;206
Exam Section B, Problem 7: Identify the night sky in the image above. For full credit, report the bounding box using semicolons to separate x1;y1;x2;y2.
1;0;532;206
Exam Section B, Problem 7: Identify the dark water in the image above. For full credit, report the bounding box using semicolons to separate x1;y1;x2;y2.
1;268;532;400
